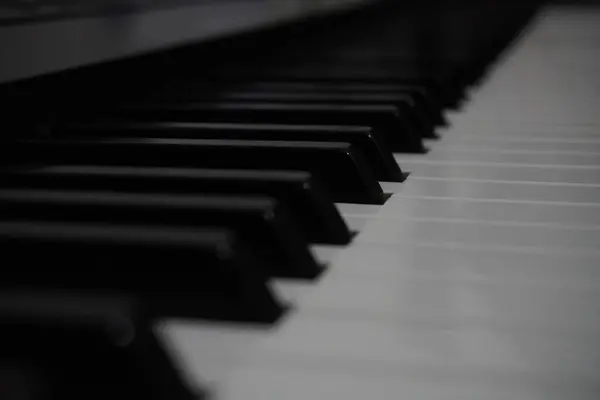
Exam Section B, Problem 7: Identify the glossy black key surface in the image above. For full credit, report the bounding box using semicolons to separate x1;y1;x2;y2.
109;102;425;153
0;221;285;322
213;91;417;105
206;91;437;139
199;61;459;108
154;86;437;139
228;81;446;126
3;138;385;204
0;166;352;244
206;63;450;90
0;290;203;400
0;190;322;279
63;122;405;182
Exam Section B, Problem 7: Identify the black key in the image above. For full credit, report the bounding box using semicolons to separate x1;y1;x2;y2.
208;63;450;90
0;165;352;245
0;289;203;400
63;122;406;182
108;102;425;153
154;86;437;139
0;189;322;280
3;138;385;204
0;221;285;322
202;62;458;108
228;81;447;126
208;91;437;139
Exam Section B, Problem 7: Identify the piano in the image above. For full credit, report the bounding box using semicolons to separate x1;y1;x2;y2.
1;1;600;399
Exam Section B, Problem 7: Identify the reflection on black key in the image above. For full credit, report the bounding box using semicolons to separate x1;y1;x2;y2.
0;221;285;322
63;122;406;182
0;289;202;400
4;138;385;204
0;190;322;279
110;102;425;153
0;166;352;244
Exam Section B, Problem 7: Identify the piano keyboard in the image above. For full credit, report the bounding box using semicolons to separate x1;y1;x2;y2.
2;2;600;399
158;7;600;400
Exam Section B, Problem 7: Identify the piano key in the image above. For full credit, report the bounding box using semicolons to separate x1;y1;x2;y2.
0;289;204;400
358;217;600;251
245;297;600;370
376;195;600;228
62;122;405;182
432;138;600;153
206;61;451;83
431;123;600;139
204;64;457;106
340;214;371;232
156;319;271;394
211;91;417;107
4;138;386;205
219;364;599;400
0;165;352;245
319;242;600;287
0;189;322;279
396;147;600;166
192;91;437;139
379;181;405;194
108;102;426;153
401;177;600;204
397;159;600;185
229;81;447;125
0;221;286;322
299;268;600;334
215;315;600;396
336;202;383;217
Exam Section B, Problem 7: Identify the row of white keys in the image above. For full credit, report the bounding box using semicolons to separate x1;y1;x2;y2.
161;6;600;399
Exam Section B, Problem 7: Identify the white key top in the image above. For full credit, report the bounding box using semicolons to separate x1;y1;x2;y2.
300;272;600;334
374;195;600;227
323;242;600;287
425;141;600;152
435;125;600;139
358;217;600;251
398;160;600;184
221;364;600;400
336;202;382;216
396;149;600;166
400;177;600;204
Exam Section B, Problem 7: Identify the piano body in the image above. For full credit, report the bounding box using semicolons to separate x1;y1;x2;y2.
1;1;600;399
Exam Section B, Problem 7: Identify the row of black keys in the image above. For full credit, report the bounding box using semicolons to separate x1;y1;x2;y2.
0;28;505;326
0;91;438;319
0;84;447;400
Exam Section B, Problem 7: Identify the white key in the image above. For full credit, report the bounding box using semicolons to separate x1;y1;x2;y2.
427;141;600;152
398;160;600;184
323;242;600;287
400;177;600;204
396;149;600;166
358;217;600;251
374;195;600;227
